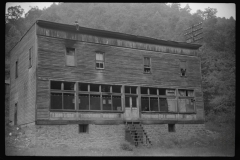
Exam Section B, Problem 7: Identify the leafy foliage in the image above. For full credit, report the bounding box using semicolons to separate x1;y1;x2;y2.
5;3;235;120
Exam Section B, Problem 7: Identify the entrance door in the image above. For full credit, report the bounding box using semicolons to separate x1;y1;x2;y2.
125;96;139;120
14;103;17;125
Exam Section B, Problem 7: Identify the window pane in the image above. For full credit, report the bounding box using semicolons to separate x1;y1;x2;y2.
141;87;148;94
96;63;100;68
66;48;75;56
186;99;194;112
141;97;149;111
66;55;75;66
51;93;62;109
167;98;177;112
159;98;168;111
90;84;99;92
178;90;186;96
100;63;104;68
63;93;75;110
102;95;111;110
79;94;89;110
150;97;158;111
149;88;157;95
79;83;88;91
125;96;130;107
125;86;130;94
187;90;194;97
112;85;121;93
90;95;100;110
101;85;111;92
144;68;151;73
96;53;103;61
159;89;166;95
113;96;121;111
132;97;137;107
51;81;62;90
144;57;150;66
178;99;186;112
63;82;75;90
131;87;137;94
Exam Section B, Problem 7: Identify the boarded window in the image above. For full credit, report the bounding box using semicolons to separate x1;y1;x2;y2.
66;47;75;66
102;95;111;110
29;47;32;68
159;98;168;111
79;83;88;91
90;95;100;110
51;93;62;109
78;94;89;110
178;90;186;96
90;84;100;92
96;52;104;69
187;90;194;97
166;89;175;96
113;96;121;111
51;81;62;90
101;85;111;92
125;96;130;107
186;99;195;112
79;124;88;133
141;97;149;111
63;82;75;90
112;85;121;93
150;97;158;111
63;93;75;110
144;57;151;73
159;88;166;95
180;61;186;76
141;87;148;94
178;99;187;112
167;98;177;112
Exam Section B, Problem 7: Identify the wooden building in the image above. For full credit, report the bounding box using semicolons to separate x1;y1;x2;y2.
9;20;204;148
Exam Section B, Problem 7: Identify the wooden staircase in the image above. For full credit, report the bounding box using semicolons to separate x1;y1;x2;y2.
125;121;152;147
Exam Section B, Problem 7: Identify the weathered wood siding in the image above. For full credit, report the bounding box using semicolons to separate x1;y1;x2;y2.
9;23;37;125
36;26;204;121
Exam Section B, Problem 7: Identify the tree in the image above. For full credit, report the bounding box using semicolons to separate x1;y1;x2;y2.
5;5;24;23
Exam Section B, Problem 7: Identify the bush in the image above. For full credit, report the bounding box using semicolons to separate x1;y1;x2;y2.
120;142;134;151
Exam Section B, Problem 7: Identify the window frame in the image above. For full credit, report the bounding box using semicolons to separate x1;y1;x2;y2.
79;124;89;133
29;47;33;69
65;47;76;67
177;89;196;113
15;60;18;79
95;51;105;70
180;60;187;77
143;57;151;74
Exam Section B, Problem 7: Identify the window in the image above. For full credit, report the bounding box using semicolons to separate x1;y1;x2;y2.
79;83;88;91
79;94;89;110
50;81;75;110
96;52;104;69
66;47;75;66
15;60;18;79
112;85;121;93
79;124;88;133
29;47;33;68
125;86;137;94
144;57;151;73
168;124;175;132
180;61;186;77
178;89;195;113
101;85;111;92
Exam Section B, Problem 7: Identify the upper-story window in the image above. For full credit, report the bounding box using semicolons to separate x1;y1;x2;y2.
29;47;33;68
96;51;104;69
180;60;186;77
66;47;75;66
15;60;18;79
178;89;195;113
144;57;151;73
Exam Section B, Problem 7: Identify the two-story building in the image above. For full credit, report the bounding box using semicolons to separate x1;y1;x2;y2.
9;20;204;148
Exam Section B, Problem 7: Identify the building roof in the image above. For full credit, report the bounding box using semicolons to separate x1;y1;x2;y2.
36;20;202;50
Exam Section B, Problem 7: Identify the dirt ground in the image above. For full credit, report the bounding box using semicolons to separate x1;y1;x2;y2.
5;144;234;156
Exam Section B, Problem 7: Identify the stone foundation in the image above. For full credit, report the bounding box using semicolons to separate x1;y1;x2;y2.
143;124;205;145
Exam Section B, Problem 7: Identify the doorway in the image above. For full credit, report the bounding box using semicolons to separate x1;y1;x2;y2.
125;96;139;120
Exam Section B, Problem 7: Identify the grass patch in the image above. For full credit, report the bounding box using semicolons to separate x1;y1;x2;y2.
120;141;134;151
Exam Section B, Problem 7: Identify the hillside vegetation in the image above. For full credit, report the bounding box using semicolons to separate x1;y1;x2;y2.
5;3;235;133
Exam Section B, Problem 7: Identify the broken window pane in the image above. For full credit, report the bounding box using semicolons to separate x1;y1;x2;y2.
125;96;130;107
79;83;88;91
90;84;99;92
66;48;75;66
158;88;166;95
144;67;151;73
90;95;100;110
113;96;121;111
51;93;62;109
125;86;130;94
149;88;157;95
141;97;149;111
150;97;158;111
159;98;168;112
178;90;186;96
132;97;137;107
79;94;89;110
51;81;62;90
63;93;75;110
66;48;75;56
101;85;111;92
112;85;121;93
63;82;75;90
102;95;111;110
187;90;194;97
167;98;177;112
141;87;148;94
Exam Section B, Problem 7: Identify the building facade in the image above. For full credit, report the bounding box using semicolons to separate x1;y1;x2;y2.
9;20;204;148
